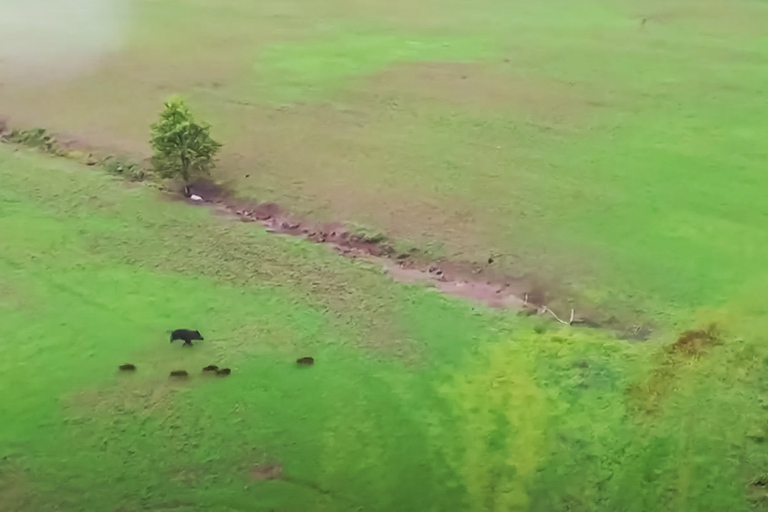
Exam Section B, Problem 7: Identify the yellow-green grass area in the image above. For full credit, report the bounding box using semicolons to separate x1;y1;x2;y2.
3;147;768;511
2;0;768;325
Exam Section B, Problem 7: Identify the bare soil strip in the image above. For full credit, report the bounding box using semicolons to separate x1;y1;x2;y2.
0;120;606;331
178;180;600;327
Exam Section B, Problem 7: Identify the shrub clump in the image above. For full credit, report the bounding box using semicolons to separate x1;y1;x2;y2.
101;156;149;182
3;128;59;153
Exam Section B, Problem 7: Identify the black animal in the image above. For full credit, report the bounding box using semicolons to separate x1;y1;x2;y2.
216;368;231;376
170;370;189;377
170;329;204;346
118;363;136;371
202;365;219;372
296;357;314;366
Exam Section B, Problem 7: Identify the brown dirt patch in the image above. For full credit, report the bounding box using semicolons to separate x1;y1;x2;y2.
0;467;33;511
250;462;284;481
626;323;721;416
670;323;719;356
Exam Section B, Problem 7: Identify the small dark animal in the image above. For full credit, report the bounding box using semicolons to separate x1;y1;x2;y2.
170;370;189;377
202;365;219;372
296;357;314;366
488;257;494;264
216;368;231;376
170;329;204;346
118;363;136;371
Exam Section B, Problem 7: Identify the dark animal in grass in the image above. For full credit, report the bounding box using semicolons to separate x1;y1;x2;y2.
202;365;219;373
216;368;231;376
170;329;203;346
296;357;314;366
118;363;136;371
170;370;189;378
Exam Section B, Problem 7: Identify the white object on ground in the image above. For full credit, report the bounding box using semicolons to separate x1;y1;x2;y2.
190;194;204;201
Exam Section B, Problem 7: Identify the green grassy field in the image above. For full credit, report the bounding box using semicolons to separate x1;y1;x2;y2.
2;0;768;324
2;147;768;511
3;0;768;509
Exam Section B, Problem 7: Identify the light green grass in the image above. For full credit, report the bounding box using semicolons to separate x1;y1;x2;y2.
3;147;768;510
255;29;493;101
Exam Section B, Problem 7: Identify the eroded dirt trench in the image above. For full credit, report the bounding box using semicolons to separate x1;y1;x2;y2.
0;119;605;330
180;180;595;328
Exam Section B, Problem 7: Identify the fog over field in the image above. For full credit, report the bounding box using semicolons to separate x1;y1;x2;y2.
0;0;127;83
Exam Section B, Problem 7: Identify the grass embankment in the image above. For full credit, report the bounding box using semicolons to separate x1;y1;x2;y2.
2;147;768;511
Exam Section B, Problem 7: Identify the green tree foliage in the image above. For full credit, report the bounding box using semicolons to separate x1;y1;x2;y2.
149;98;222;185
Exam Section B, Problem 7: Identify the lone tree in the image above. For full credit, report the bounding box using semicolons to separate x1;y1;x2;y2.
150;98;222;194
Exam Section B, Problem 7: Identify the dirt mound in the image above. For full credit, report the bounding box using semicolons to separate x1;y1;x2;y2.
671;324;719;356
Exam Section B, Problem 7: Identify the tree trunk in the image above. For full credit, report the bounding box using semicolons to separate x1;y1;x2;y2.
181;155;190;183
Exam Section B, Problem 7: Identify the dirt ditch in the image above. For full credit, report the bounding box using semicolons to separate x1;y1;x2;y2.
0;120;609;331
175;180;603;328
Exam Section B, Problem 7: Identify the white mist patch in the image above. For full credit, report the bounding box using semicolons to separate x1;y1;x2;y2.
0;0;127;84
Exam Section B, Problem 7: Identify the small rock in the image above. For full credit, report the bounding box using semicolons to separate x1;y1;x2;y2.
216;368;231;376
170;370;189;378
296;357;314;366
118;364;136;371
190;194;204;201
202;365;219;372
